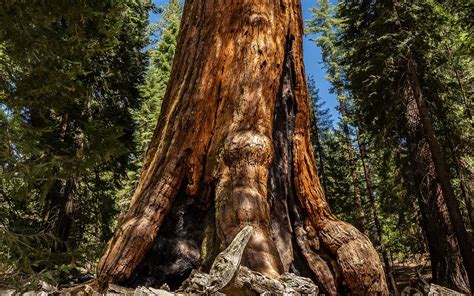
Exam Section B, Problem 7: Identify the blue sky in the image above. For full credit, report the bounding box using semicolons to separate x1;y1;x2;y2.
150;0;338;121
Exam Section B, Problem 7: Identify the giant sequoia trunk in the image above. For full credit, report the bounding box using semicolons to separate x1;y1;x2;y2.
97;1;388;295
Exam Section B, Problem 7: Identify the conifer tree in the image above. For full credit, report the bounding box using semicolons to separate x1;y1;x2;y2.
306;0;368;234
0;0;149;282
338;0;473;292
119;0;182;205
307;76;332;191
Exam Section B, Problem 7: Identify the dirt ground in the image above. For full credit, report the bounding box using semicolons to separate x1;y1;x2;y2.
392;257;432;295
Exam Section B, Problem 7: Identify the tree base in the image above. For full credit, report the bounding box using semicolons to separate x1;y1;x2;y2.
177;226;318;295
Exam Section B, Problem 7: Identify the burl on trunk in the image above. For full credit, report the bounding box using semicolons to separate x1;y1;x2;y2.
97;1;388;295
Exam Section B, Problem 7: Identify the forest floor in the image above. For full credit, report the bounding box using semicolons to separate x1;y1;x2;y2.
0;255;449;296
392;256;432;294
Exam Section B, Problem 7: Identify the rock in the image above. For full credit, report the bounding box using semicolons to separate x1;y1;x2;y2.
107;283;134;295
428;284;467;296
280;272;319;295
230;266;285;294
148;287;174;296
39;281;57;293
207;225;255;292
158;284;170;292
179;225;318;295
178;269;210;293
228;266;318;295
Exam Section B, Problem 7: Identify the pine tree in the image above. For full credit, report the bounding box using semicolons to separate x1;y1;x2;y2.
306;0;368;234
307;76;333;191
338;0;473;292
119;0;182;207
0;0;149;283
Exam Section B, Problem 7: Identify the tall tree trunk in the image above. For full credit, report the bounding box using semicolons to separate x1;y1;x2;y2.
408;142;471;294
405;84;471;294
435;101;474;232
339;100;367;234
406;57;474;292
309;101;327;192
392;1;473;290
97;1;388;295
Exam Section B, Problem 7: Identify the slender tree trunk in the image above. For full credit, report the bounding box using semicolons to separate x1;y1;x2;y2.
44;178;76;253
97;1;388;295
356;131;397;294
446;45;472;120
339;100;367;234
309;102;327;192
445;129;474;231
56;178;76;246
448;148;474;229
435;103;474;232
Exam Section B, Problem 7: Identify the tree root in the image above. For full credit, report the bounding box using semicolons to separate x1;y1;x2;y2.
178;226;318;295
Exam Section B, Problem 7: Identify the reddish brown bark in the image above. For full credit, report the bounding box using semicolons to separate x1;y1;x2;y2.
405;82;471;294
407;57;473;293
97;1;388;295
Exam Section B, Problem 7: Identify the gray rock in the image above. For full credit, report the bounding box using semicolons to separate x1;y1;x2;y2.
428;284;467;296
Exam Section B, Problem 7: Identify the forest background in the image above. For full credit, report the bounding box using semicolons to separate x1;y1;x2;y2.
0;0;472;293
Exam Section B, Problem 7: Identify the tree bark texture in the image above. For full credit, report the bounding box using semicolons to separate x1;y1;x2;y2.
406;56;473;293
404;81;471;294
97;1;388;295
392;1;473;290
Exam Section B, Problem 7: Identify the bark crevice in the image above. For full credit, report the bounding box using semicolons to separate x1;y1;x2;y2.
126;179;211;290
97;2;388;295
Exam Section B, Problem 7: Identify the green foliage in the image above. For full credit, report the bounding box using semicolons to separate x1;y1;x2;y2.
308;76;332;181
306;0;346;89
118;0;182;206
338;0;473;226
138;0;182;154
307;0;369;232
306;0;437;262
332;0;472;261
0;0;150;287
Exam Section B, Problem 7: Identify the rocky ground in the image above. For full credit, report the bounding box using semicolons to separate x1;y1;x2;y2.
0;228;466;295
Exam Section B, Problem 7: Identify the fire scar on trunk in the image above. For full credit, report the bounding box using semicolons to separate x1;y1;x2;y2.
97;1;388;295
